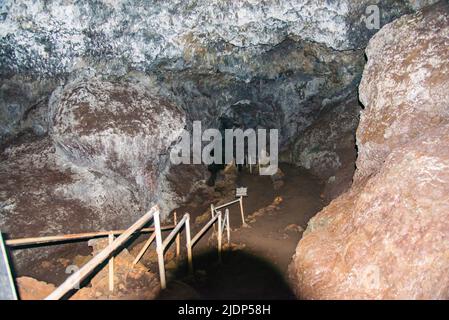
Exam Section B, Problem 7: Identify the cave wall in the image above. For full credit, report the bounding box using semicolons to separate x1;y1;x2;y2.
289;1;449;299
0;0;434;148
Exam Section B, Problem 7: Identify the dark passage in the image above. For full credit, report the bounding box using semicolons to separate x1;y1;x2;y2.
158;250;295;300
155;163;324;299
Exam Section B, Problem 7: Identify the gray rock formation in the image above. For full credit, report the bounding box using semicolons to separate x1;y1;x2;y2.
0;136;143;266
287;92;359;200
0;0;434;146
0;0;434;76
0;77;60;146
49;79;186;209
0;79;187;268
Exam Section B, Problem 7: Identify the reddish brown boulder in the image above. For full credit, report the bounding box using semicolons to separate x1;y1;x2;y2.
17;277;56;300
290;124;449;299
289;2;449;299
356;1;449;181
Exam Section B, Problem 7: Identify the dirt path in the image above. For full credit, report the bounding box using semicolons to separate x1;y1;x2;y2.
159;163;325;299
233;164;324;271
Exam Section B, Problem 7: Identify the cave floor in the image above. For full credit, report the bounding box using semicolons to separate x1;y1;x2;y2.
158;163;325;299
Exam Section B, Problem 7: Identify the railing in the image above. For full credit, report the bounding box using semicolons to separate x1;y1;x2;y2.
3;195;246;299
153;211;192;289
189;208;230;267
45;205;160;300
212;196;248;227
3;205;174;299
138;197;244;291
148;208;231;289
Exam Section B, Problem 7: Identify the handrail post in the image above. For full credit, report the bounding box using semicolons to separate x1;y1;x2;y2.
108;233;114;292
153;210;166;289
217;211;222;263
225;208;231;245
174;212;180;260
185;213;193;274
210;204;216;233
210;204;215;218
239;196;248;227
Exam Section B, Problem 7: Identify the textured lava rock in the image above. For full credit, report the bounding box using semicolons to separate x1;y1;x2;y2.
0;77;58;145
0;136;142;267
289;2;449;299
159;163;213;214
49;79;186;209
1;79;188;270
159;40;365;147
0;0;434;149
288;93;359;200
0;0;428;76
356;1;449;181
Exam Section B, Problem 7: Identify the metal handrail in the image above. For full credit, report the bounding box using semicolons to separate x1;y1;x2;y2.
191;212;221;246
4;195;241;299
45;205;159;300
5;225;175;247
211;196;247;227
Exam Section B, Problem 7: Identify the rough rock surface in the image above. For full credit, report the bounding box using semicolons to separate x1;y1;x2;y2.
0;0;434;148
49;79;186;209
160;164;212;213
290;2;449;299
0;136;142;267
290;124;449;299
356;1;449;181
1;80;188;269
163;40;365;147
0;77;59;145
0;0;427;76
16;276;56;300
288;93;359;200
